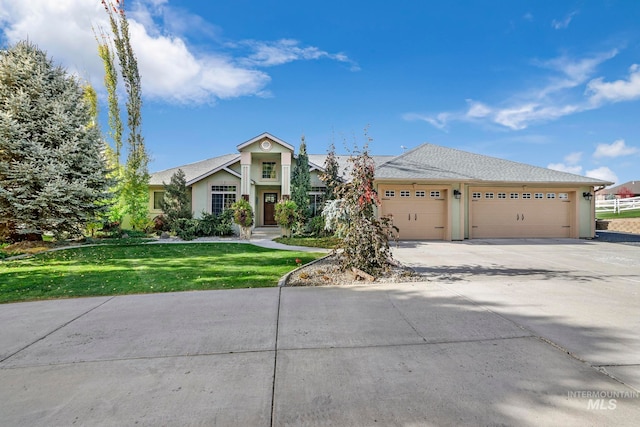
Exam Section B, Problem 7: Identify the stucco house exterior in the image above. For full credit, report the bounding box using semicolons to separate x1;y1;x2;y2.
149;132;611;240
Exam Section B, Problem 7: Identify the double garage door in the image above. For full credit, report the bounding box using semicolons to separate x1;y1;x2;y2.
379;185;447;240
469;187;575;239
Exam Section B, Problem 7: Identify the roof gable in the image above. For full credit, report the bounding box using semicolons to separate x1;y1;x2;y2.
236;132;294;153
149;154;240;186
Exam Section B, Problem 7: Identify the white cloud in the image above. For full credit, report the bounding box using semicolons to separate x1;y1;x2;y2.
465;100;492;118
586;166;618;184
547;163;583;175
552;11;578;30
0;0;355;104
593;139;639;158
586;64;640;105
241;39;360;71
564;152;583;165
404;49;632;131
403;112;451;130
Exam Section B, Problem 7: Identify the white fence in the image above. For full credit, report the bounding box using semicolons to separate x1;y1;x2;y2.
596;196;640;214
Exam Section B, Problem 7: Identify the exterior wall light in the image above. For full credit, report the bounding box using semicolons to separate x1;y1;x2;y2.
582;192;593;201
453;189;461;199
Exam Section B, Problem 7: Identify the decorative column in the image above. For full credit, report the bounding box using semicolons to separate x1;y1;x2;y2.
240;152;251;200
281;152;291;198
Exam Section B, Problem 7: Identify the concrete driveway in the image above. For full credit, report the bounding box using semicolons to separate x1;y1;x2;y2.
1;239;639;426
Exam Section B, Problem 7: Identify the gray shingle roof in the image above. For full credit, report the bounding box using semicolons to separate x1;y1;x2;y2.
149;154;240;186
598;180;640;194
308;154;395;178
375;143;612;185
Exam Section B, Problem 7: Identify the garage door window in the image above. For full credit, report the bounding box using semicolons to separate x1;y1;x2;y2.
385;190;395;197
522;193;531;199
498;193;506;199
430;191;441;198
510;193;519;199
400;190;410;197
472;192;482;199
547;193;556;199
416;191;425;197
535;193;544;199
485;192;494;199
559;193;569;200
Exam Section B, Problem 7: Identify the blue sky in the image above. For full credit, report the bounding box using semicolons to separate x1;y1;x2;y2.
1;1;639;186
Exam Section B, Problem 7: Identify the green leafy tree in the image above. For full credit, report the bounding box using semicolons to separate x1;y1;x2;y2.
291;135;311;223
95;26;126;224
0;41;111;240
162;169;192;228
101;0;150;230
320;142;341;201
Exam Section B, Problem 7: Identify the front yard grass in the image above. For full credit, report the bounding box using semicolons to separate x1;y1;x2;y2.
596;209;640;220
0;243;323;304
273;236;342;249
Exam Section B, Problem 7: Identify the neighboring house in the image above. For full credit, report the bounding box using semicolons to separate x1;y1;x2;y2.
149;132;611;240
596;181;640;200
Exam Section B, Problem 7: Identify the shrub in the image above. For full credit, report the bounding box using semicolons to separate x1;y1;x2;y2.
231;199;254;228
173;218;199;241
307;215;329;237
275;199;298;229
153;214;170;233
197;210;234;237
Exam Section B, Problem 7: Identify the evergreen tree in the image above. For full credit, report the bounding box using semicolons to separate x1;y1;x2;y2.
0;41;111;239
102;0;150;230
162;169;192;228
320;142;341;201
291;135;311;222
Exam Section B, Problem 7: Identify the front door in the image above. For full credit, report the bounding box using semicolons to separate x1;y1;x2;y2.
264;193;278;225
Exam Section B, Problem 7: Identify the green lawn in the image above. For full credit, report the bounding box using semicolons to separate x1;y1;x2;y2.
273;236;342;249
0;243;323;304
596;209;640;220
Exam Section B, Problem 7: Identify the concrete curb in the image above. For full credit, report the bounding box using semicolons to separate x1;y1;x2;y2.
278;252;336;287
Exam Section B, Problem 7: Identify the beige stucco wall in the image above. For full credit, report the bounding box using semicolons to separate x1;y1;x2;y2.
190;170;240;219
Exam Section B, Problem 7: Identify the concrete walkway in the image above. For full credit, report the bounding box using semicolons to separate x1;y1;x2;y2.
1;239;639;425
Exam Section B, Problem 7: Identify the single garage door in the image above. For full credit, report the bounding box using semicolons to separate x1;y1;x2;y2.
470;188;575;238
379;185;447;240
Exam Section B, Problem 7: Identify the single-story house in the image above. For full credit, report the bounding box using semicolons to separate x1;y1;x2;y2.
596;180;640;200
149;132;612;240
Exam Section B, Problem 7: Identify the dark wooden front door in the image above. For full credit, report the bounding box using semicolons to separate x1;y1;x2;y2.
264;193;278;225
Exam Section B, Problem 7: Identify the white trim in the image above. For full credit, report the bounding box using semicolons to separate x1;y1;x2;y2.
186;156;240;186
236;132;295;152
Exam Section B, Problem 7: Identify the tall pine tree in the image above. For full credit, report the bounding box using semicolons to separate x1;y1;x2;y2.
291;135;311;222
0;41;111;240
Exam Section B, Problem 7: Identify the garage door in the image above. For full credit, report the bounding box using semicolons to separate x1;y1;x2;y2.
470;188;574;238
379;185;447;240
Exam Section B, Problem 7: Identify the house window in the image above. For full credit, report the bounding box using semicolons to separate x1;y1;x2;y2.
547;193;556;199
309;187;326;216
415;191;426;197
522;193;531;199
497;193;506;199
510;193;519;199
534;193;544;199
385;190;395;197
400;190;411;197
472;192;482;199
153;191;165;210
262;162;277;179
430;191;441;198
485;192;494;199
211;185;237;215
